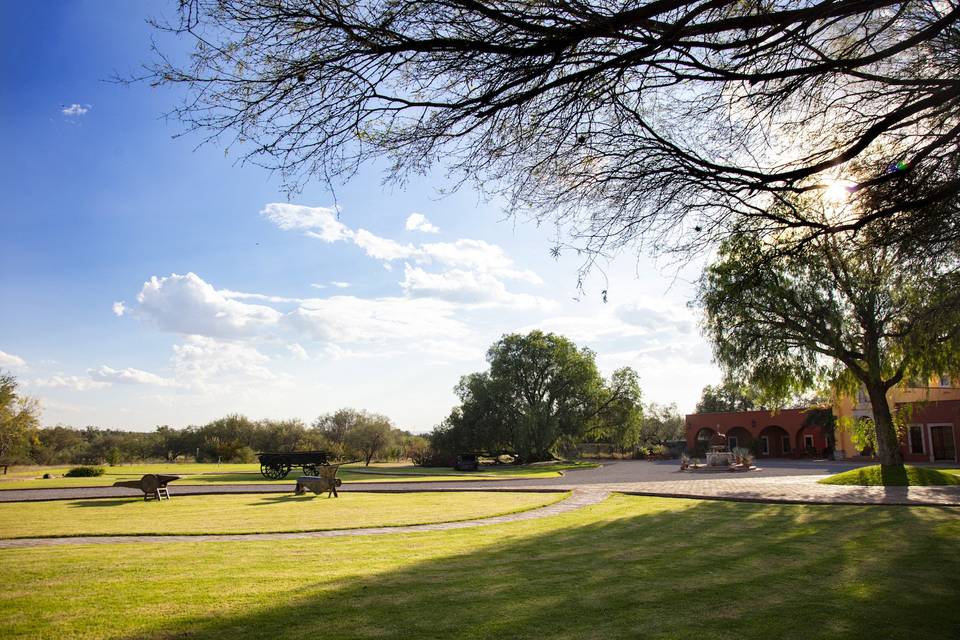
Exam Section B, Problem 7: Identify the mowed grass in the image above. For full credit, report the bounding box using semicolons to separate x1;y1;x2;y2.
819;464;960;486
0;461;596;490
0;491;566;538
2;495;958;640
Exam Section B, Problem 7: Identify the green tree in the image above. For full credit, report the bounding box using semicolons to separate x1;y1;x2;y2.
0;372;41;467
698;232;960;469
695;379;756;413
590;367;644;454
640;403;686;446
435;331;630;462
344;413;395;466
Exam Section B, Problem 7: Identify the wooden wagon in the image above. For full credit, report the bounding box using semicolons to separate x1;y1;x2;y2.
257;450;331;480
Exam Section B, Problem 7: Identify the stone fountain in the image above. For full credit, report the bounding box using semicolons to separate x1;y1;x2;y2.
705;432;734;467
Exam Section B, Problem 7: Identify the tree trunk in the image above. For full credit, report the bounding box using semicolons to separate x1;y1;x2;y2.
866;384;904;468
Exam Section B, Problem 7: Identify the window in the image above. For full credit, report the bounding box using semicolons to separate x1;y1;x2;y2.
781;436;791;454
760;436;769;455
909;426;924;455
941;374;952;388
728;436;738;450
804;434;815;450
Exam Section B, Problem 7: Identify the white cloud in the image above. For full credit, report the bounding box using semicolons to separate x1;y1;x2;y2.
30;375;109;391
112;301;127;317
616;303;692;333
289;295;470;345
61;103;90;117
172;336;277;388
330;281;350;289
352;228;419;261
310;283;327;290
88;365;175;387
260;203;352;243
400;264;549;309
0;350;26;368
405;213;440;233
419;239;543;284
286;343;309;360
137;273;282;337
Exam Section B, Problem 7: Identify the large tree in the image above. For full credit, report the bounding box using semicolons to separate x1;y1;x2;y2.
698;230;960;467
0;372;40;468
147;1;960;259
695;378;756;413
434;331;639;461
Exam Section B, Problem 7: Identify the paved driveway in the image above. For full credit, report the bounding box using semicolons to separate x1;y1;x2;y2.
0;460;892;502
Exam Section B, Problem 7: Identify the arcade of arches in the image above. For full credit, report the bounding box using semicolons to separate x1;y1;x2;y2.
687;409;828;458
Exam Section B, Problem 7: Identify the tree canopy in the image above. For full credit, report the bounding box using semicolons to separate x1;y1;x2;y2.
148;1;960;259
431;331;641;461
695;378;757;413
698;228;960;466
0;372;41;466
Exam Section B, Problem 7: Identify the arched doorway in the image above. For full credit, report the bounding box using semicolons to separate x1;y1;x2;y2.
725;427;752;452
694;428;715;457
757;425;790;457
796;424;825;458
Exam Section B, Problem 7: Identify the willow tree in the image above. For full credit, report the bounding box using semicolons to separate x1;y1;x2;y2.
698;229;960;468
147;1;960;259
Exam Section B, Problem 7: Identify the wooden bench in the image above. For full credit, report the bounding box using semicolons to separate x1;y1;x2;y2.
294;465;342;498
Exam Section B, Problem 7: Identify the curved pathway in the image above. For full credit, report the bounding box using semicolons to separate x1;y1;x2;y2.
2;460;959;507
0;488;608;549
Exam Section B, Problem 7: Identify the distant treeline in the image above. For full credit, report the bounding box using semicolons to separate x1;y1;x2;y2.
18;410;429;467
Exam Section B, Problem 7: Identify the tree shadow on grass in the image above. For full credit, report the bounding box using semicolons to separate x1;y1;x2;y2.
110;497;960;640
66;499;140;508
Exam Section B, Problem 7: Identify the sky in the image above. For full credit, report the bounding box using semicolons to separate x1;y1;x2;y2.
0;1;721;433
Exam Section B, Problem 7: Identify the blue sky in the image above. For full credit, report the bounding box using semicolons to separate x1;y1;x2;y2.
0;1;720;432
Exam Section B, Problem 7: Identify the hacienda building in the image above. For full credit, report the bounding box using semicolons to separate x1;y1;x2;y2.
685;375;960;463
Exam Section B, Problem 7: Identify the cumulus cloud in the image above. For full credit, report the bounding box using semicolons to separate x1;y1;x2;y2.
136;273;282;337
88;365;175;387
352;229;419;261
260;203;352;242
112;301;126;317
527;301;693;343
30;375;109;391
0;350;26;368
616;303;692;333
405;213;439;233
418;239;543;284
286;343;309;360
400;264;549;308
288;295;469;344
261;202;544;307
61;103;90;117
172;336;277;387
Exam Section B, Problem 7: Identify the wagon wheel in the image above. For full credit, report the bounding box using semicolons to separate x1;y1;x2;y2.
260;463;290;480
302;465;319;476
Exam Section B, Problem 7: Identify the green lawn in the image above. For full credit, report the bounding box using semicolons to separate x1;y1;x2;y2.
819;464;960;486
0;461;596;490
1;494;958;639
0;491;566;538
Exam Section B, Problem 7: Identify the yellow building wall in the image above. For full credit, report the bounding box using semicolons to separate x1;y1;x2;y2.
833;376;960;457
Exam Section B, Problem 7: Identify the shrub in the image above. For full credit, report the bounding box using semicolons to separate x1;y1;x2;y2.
64;466;105;477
